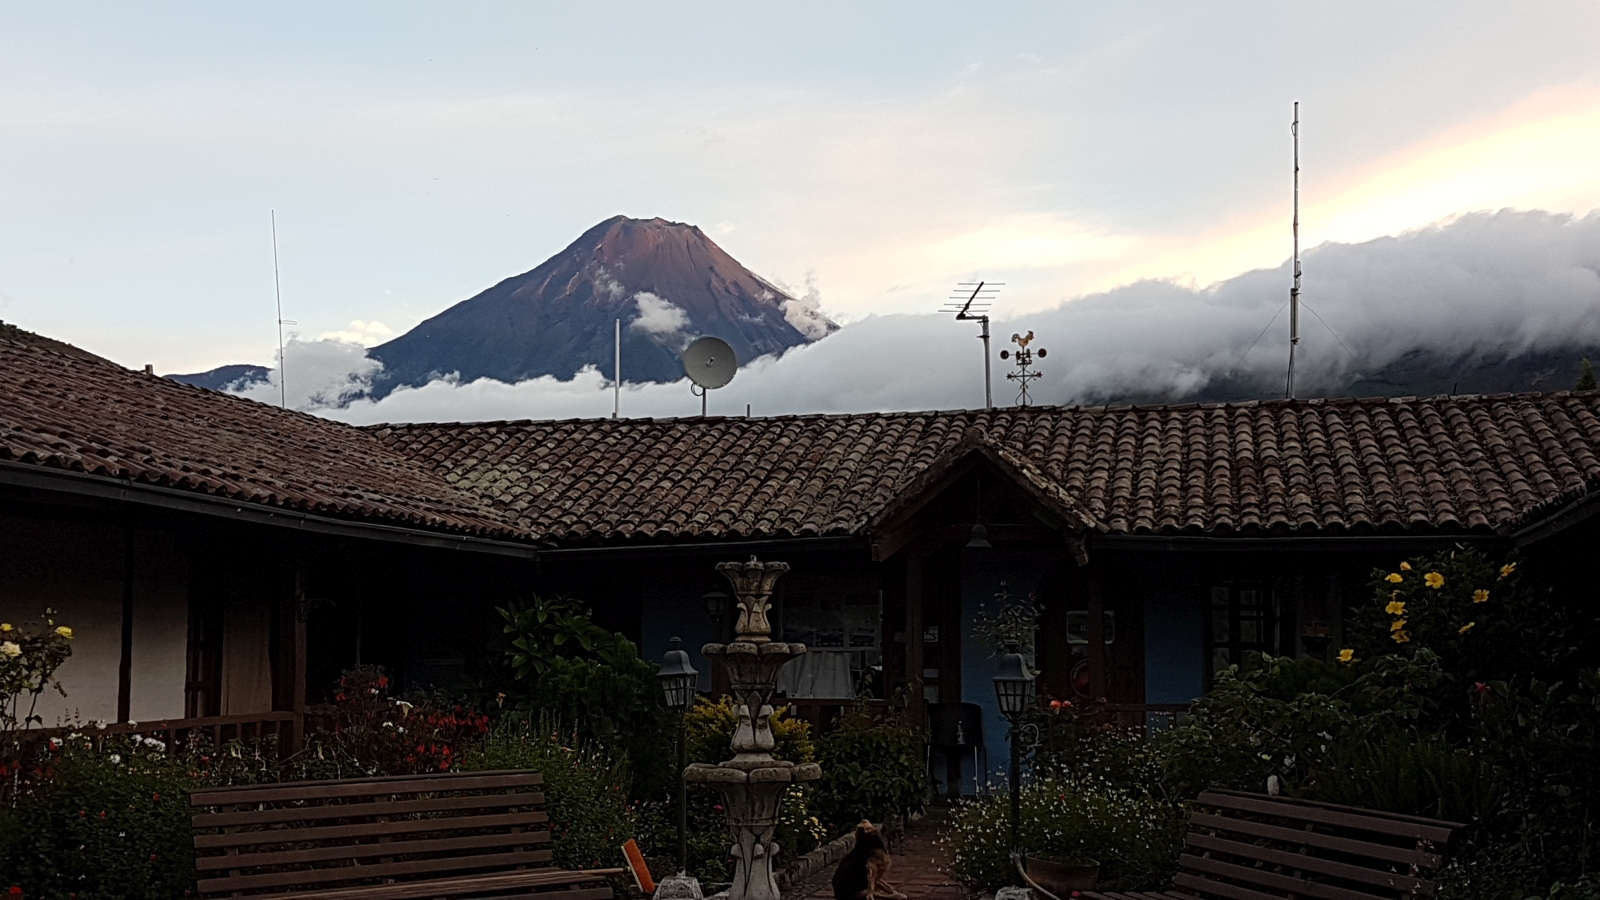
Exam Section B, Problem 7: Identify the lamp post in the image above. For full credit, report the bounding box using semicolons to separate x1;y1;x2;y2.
992;647;1035;861
659;637;699;873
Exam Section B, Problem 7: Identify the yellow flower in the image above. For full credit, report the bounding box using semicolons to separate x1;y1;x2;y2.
1400;561;1412;571
1500;563;1516;579
1459;622;1476;634
55;626;73;639
1386;572;1404;583
1472;589;1489;604
0;623;11;633
1391;630;1412;644
1424;572;1445;589
0;641;19;658
1385;600;1407;616
1337;649;1355;663
1390;618;1408;631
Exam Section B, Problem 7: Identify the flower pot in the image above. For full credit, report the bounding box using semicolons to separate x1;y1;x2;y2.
1024;856;1099;894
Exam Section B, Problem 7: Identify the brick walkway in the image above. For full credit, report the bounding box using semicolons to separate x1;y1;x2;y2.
789;809;974;900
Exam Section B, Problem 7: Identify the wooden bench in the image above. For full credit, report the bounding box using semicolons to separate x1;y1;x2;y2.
190;769;620;900
1081;789;1466;900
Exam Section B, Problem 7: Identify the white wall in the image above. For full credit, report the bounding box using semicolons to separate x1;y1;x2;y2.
0;513;190;726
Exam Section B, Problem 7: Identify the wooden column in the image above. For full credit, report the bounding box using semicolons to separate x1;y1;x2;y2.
905;549;926;728
290;550;308;755
117;525;135;723
1085;562;1107;701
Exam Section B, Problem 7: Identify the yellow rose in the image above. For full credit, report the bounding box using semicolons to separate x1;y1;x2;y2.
1386;573;1404;583
1400;562;1412;571
0;623;11;632
1472;589;1489;604
55;626;73;639
1424;572;1445;589
1500;563;1516;579
1390;618;1408;631
1391;630;1411;644
0;641;20;658
1385;600;1406;616
1459;622;1476;634
1337;649;1355;663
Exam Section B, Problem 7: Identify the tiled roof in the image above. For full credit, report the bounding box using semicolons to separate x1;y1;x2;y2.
0;340;517;539
371;393;1600;542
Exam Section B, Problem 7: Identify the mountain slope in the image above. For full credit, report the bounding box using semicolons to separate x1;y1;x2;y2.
369;216;831;395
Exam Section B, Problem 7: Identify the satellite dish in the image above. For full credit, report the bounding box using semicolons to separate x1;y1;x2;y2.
683;336;737;389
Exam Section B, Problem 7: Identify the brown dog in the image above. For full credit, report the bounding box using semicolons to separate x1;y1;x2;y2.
832;820;907;900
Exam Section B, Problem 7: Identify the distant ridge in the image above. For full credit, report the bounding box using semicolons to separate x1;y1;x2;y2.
368;216;834;396
166;363;271;392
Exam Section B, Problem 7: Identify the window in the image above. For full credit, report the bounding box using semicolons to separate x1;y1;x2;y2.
1208;584;1275;682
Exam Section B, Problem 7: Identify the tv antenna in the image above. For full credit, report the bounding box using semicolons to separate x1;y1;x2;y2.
683;336;736;417
1286;102;1301;399
270;211;296;408
1000;330;1047;407
941;281;1002;408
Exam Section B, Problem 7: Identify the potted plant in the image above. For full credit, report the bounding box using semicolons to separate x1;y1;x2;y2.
1023;853;1100;893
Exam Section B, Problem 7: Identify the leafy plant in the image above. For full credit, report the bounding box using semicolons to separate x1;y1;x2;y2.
683;695;814;765
0;609;74;732
305;665;490;777
972;582;1040;657
811;707;927;832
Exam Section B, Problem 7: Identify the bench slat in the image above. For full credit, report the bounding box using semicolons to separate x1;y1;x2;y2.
193;791;543;828
197;829;550;871
1196;791;1458;844
1187;813;1441;869
197;848;553;893
1172;872;1289;900
223;868;616;900
1183;833;1433;895
1179;853;1394;900
192;772;544;807
196;810;548;850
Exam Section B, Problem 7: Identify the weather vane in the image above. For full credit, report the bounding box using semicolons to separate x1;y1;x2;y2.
999;331;1046;407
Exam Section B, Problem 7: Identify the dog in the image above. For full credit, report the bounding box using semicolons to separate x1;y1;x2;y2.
832;819;907;900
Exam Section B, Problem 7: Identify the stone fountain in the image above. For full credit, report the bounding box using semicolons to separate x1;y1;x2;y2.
685;557;821;900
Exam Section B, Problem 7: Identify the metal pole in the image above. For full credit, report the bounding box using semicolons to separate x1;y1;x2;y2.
981;316;993;409
1008;719;1021;857
678;713;689;871
1287;101;1300;399
271;211;286;409
614;318;621;419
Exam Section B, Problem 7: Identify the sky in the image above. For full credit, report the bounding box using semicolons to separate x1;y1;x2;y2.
3;3;1600;406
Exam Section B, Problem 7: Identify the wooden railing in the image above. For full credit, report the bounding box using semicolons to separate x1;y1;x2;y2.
12;711;299;756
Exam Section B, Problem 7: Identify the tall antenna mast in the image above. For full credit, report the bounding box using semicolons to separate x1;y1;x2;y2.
1286;102;1301;400
942;281;1002;408
613;318;621;419
271;210;287;408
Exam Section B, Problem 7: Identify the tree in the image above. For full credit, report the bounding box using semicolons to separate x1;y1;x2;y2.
1577;358;1597;392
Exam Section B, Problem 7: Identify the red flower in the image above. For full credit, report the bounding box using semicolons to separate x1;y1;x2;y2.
153;792;161;801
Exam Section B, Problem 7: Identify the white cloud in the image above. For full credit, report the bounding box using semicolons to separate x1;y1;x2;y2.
318;319;395;346
307;209;1600;425
779;272;835;341
628;291;691;344
232;337;383;411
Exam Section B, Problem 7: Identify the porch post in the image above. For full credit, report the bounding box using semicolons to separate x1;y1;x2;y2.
290;550;308;754
117;524;134;723
905;549;927;727
1086;563;1107;701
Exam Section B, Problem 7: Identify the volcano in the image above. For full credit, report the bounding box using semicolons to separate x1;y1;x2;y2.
368;216;833;396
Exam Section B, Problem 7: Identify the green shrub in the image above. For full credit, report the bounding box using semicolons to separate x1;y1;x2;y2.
682;695;815;765
811;708;927;832
944;770;1183;893
0;734;195;900
462;714;637;870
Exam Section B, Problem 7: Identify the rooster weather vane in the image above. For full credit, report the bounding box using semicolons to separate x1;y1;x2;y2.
999;331;1046;407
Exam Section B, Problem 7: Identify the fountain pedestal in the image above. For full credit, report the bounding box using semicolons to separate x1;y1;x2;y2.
684;558;821;900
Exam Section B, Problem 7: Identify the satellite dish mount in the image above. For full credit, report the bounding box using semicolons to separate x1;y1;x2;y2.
683;336;737;417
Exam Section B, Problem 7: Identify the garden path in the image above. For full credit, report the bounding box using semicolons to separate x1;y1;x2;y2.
787;809;973;900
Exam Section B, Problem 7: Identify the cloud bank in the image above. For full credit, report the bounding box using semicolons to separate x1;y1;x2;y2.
238;210;1600;424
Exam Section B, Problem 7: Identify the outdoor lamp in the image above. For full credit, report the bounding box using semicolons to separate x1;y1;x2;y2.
658;637;699;712
660;637;699;874
993;646;1034;861
992;648;1035;718
966;523;993;549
